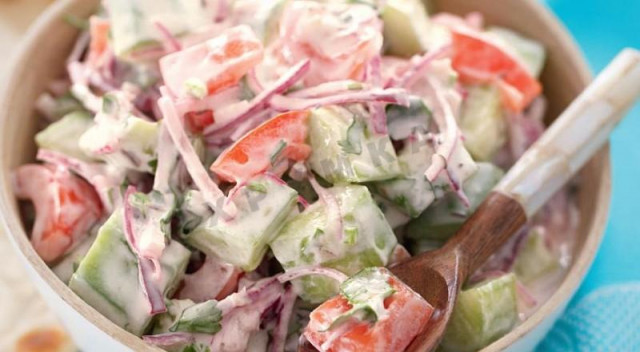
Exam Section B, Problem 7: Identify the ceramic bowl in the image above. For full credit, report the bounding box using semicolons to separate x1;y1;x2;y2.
0;0;608;351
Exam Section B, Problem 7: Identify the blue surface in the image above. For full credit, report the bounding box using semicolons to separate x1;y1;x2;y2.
538;0;640;350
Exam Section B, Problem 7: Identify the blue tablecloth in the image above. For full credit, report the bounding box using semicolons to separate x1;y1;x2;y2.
538;1;640;350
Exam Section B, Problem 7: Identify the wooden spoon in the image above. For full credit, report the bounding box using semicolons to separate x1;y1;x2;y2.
391;48;640;352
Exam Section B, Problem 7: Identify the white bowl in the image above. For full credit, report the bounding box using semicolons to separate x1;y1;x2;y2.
0;0;609;351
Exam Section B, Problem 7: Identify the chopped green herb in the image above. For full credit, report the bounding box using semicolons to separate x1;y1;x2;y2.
184;78;208;99
170;300;223;334
270;140;288;165
248;182;268;193
338;117;364;154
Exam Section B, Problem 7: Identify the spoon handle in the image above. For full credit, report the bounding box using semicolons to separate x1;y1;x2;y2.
496;48;640;216
447;49;640;275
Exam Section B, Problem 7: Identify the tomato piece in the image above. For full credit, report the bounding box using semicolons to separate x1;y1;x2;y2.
184;110;215;134
210;110;311;183
305;270;434;352
13;164;103;263
87;16;111;67
451;30;542;112
160;25;263;98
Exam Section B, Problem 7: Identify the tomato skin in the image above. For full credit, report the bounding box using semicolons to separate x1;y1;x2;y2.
304;270;434;352
210;110;311;183
184;110;215;134
160;25;263;98
87;16;111;68
451;30;542;112
14;164;103;263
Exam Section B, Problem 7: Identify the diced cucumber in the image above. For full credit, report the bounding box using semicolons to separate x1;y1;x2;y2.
373;137;477;217
185;175;298;272
381;0;432;57
79;116;160;173
271;185;397;303
308;106;401;185
36;111;94;161
406;163;504;241
373;194;410;229
460;85;506;162
514;228;559;283
52;229;98;284
105;0;211;60
385;98;431;140
69;210;190;336
487;27;547;78
441;274;518;352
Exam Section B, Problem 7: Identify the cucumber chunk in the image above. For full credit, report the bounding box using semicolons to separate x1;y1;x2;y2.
270;185;397;303
36;111;94;161
69;210;190;336
52;229;98;284
105;0;212;60
441;274;518;352
514;227;559;283
406;163;504;241
381;0;432;57
185;175;298;272
79;116;160;173
308;106;401;185
460;85;506;162
373;137;477;217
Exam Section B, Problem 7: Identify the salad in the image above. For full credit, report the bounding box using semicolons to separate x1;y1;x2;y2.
14;0;579;351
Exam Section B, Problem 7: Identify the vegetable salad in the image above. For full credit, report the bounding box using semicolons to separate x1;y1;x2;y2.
14;0;578;351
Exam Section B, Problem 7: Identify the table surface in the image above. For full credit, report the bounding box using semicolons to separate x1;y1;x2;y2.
0;0;638;351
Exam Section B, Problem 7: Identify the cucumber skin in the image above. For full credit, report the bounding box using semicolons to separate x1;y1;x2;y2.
69;210;190;336
441;274;518;352
36;111;94;161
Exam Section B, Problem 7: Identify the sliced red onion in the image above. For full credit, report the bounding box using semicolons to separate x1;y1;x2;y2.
423;77;462;183
154;21;182;53
277;266;348;284
269;88;410;112
287;80;366;99
203;60;311;136
143;332;196;347
158;96;226;210
68;61;102;112
215;0;230;23
366;55;388;134
309;175;343;241
67;31;90;65
386;45;452;89
247;68;265;93
516;280;538;308
123;186;167;315
270;286;297;352
297;195;310;209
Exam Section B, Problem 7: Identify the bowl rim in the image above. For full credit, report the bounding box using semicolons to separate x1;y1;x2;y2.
0;0;609;351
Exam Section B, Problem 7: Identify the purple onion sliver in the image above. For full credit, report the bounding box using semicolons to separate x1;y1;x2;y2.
203;60;311;136
269;88;410;112
143;332;196;347
270;286;297;352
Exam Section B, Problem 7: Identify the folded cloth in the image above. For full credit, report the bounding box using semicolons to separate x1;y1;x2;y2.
538;283;640;352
